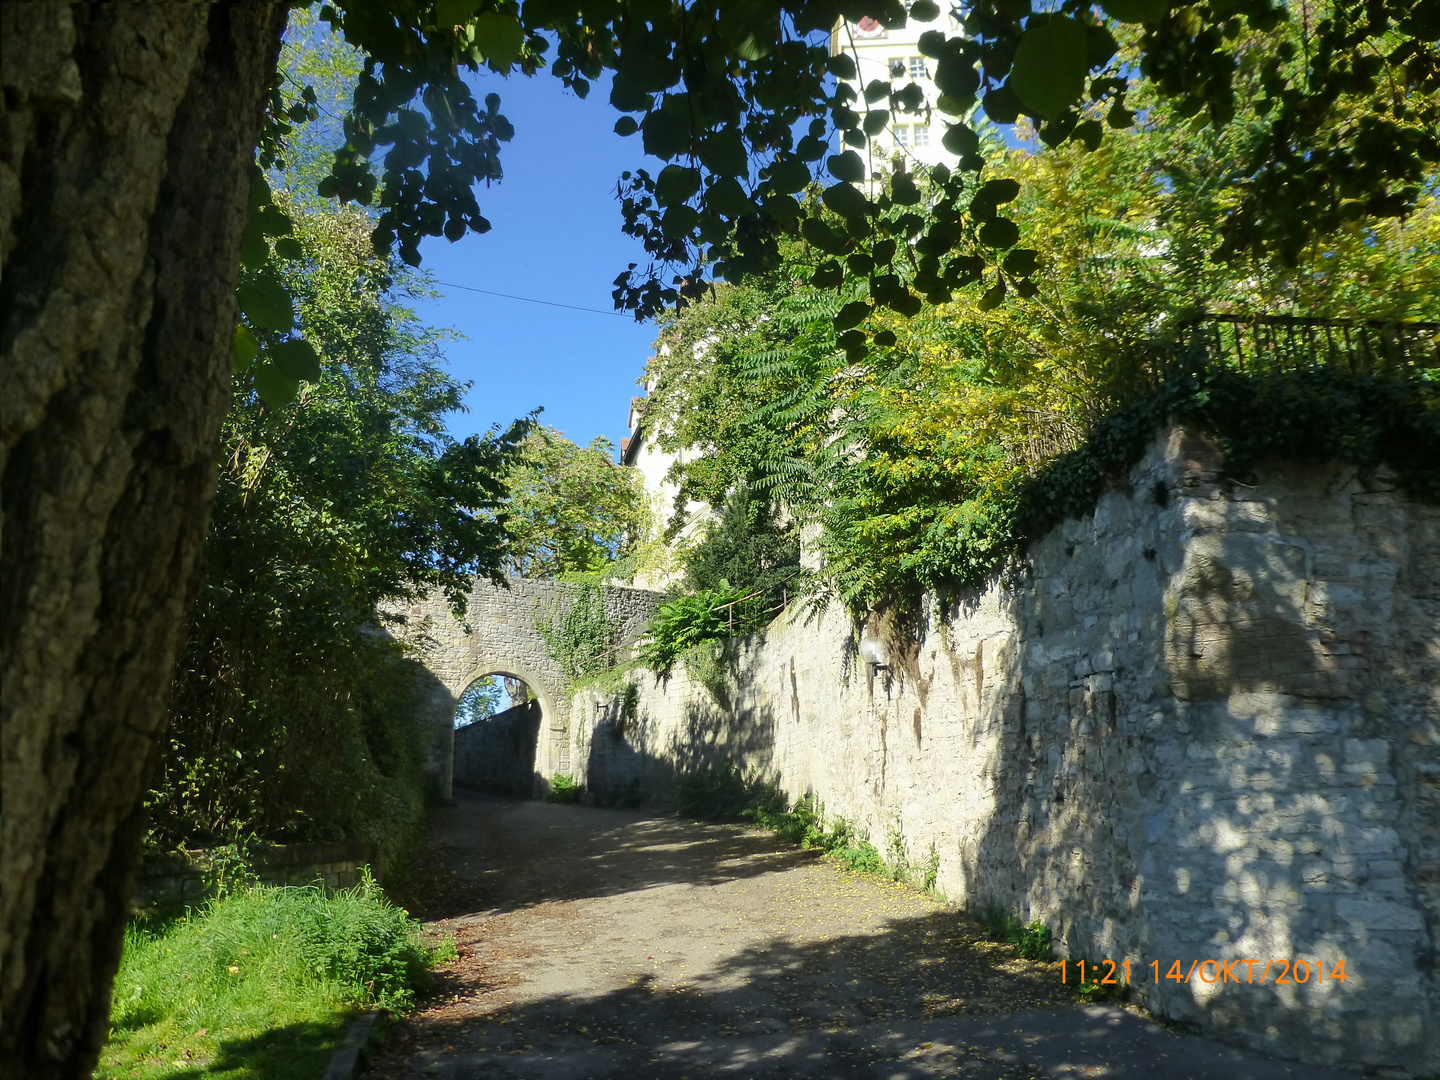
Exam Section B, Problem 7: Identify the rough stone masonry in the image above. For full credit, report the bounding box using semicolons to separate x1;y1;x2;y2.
568;426;1439;1076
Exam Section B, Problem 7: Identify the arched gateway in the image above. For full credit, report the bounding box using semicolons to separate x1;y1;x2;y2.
385;577;661;798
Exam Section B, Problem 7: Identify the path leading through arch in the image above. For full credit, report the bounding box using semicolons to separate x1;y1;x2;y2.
387;578;661;798
371;793;1352;1080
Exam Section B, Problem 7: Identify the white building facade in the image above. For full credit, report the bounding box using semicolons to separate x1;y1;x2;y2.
830;11;966;179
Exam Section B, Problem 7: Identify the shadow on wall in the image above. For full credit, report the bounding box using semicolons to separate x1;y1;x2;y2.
580;659;780;811
454;700;541;798
949;437;1436;1075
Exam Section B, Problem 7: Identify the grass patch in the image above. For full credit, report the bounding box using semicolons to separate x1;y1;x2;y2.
978;906;1054;961
99;871;448;1080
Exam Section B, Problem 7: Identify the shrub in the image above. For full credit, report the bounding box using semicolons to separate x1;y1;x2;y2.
546;774;581;803
675;759;786;822
978;906;1054;961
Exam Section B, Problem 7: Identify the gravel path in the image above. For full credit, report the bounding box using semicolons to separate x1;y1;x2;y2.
367;791;1342;1080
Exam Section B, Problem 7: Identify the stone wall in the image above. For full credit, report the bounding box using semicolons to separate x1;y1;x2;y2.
134;840;370;911
453;700;542;796
384;577;661;798
569;426;1439;1077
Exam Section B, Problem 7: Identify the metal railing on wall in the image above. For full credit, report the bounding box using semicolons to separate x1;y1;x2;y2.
1157;313;1440;381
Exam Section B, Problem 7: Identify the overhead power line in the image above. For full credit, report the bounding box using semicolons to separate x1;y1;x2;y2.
435;279;634;319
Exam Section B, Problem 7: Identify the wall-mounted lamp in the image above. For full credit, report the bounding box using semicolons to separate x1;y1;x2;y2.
859;633;889;672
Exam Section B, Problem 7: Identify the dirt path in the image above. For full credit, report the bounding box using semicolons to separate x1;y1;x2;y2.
368;792;1341;1080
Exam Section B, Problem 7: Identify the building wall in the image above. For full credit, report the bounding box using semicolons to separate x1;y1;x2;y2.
571;426;1440;1077
134;841;371;912
832;12;965;178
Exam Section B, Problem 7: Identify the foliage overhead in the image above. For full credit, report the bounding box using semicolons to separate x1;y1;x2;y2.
279;0;1436;361
641;102;1439;614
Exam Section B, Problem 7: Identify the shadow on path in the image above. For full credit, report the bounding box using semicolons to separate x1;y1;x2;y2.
371;793;1348;1080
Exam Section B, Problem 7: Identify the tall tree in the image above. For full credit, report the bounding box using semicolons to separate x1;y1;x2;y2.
1;7;289;1075
502;426;648;578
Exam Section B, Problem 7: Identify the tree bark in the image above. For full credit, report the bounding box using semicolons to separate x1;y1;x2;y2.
0;4;287;1075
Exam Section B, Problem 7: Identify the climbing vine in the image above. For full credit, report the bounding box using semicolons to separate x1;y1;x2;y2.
535;583;616;681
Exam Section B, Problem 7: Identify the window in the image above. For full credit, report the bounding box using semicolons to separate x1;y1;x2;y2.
913;124;930;147
889;58;906;79
894;125;909;146
909;55;927;79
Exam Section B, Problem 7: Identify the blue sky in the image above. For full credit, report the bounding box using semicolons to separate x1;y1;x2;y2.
412;72;662;454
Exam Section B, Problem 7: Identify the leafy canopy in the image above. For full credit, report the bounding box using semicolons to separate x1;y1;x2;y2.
269;0;1436;363
641;94;1439;612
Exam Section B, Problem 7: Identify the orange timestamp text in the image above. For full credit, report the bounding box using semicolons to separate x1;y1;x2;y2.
1058;957;1348;986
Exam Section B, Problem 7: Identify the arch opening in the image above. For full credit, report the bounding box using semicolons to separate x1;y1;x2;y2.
452;671;543;797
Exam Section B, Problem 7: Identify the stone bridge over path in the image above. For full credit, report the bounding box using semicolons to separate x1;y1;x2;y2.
386;577;662;799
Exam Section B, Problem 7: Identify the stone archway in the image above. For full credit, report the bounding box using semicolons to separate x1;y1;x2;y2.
386;577;661;798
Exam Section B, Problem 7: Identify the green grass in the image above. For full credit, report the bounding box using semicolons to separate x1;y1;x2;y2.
978;905;1054;960
99;871;445;1080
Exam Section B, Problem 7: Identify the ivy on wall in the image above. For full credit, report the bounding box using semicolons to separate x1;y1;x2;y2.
536;583;616;681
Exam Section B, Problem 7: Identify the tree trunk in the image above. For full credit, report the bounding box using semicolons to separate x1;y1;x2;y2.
0;4;286;1075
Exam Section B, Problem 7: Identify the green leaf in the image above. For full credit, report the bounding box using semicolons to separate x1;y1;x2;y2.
795;134;827;162
838;329;867;359
473;12;524;70
706;177;752;218
643;108;691;160
661;204;700;239
1099;0;1171;23
825;54;857;79
238;215;268;269
834;301;870;332
434;0;480;27
909;0;940;21
768;157;811;194
811;260;843;288
614;116;639;136
863;109;889;136
698;129;748;176
655;165;702;207
827;151;866;184
230;323;259;373
822;182;871;220
253;362;299;408
274;236;304;261
800;216;850;255
1074;118;1104;150
978;217;1020;248
1002;248;1039;276
270;337;321;383
1086;25;1119;69
1008;17;1088;121
942;123;980;157
982;85;1023;124
978;278;1007;310
934;54;980;100
237;274;294;331
981;178;1021;205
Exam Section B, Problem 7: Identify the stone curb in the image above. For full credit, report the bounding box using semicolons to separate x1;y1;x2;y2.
322;1009;383;1080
